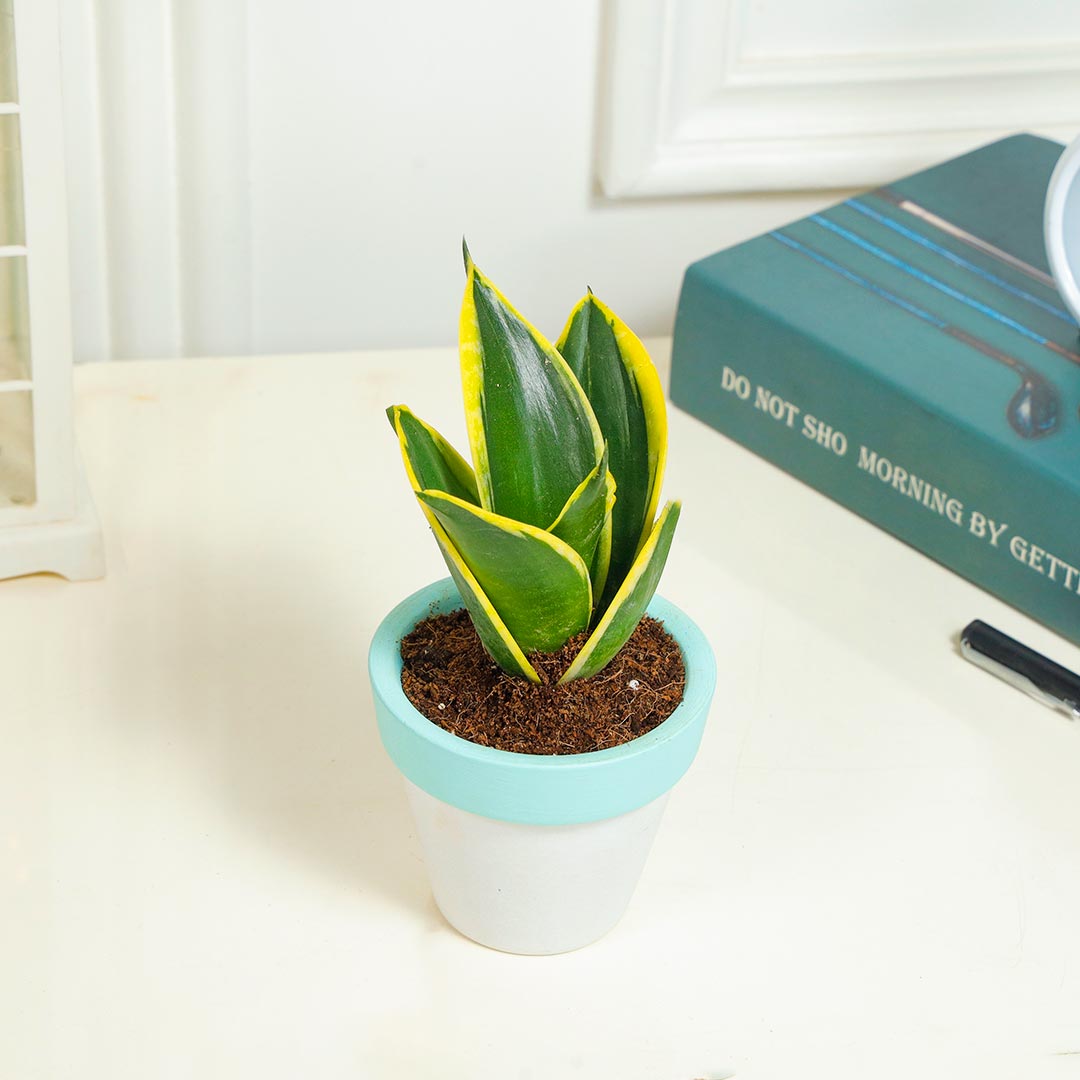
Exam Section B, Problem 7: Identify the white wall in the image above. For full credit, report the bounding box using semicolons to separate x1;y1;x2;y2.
57;0;1079;363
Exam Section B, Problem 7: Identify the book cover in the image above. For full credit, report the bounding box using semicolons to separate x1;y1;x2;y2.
670;134;1080;645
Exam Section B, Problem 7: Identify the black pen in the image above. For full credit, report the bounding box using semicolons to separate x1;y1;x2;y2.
960;620;1080;721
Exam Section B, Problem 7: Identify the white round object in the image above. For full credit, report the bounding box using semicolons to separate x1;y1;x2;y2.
404;779;669;955
1044;136;1080;325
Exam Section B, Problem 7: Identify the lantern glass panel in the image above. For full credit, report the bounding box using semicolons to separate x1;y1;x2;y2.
0;388;35;506
0;0;15;105
0;253;29;380
0;113;24;247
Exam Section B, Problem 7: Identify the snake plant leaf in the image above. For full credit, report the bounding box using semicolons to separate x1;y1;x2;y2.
387;404;480;504
546;446;615;610
427;516;540;682
417;490;592;654
460;253;604;529
389;403;535;678
558;501;681;684
557;292;667;610
590;480;617;618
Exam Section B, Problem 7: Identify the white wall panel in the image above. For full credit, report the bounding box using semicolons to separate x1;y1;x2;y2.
61;0;251;361
56;0;843;358
601;0;1080;197
736;0;1080;60
58;0;110;364
244;0;613;355
172;1;251;358
55;0;1080;360
92;0;183;358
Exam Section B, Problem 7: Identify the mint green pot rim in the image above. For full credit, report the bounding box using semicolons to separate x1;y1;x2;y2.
368;578;717;826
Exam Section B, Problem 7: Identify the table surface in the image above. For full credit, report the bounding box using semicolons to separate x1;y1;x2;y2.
6;342;1080;1080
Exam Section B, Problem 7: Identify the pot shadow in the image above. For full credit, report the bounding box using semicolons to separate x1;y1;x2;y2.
101;532;440;924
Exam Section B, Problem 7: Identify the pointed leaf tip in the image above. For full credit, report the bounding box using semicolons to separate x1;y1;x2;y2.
462;237;473;272
460;263;604;528
555;291;667;612
390;404;480;505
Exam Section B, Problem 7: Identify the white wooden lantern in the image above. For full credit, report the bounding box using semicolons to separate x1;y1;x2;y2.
0;0;103;581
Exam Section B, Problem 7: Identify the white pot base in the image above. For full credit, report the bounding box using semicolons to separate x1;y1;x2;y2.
404;780;669;955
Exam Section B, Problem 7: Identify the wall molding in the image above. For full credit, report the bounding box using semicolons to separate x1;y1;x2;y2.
59;0;251;362
599;0;1080;197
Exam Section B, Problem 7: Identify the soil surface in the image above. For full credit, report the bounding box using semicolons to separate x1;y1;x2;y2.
399;609;685;755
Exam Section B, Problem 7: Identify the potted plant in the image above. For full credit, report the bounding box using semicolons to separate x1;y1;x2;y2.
369;246;716;954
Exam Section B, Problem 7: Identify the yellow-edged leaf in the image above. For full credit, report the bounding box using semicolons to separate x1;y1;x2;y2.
460;253;604;529
557;293;667;610
389;403;534;678
589;478;616;622
418;489;592;653
426;516;539;682
546;447;615;612
558;501;681;684
388;404;479;504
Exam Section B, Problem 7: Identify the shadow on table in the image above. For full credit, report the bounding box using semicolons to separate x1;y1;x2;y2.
667;410;980;702
104;534;440;926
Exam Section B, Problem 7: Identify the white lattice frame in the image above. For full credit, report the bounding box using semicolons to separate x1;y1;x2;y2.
0;0;103;580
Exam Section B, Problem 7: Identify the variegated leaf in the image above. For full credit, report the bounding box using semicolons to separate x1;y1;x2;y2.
460;251;604;529
557;293;667;611
558;501;681;684
427;517;540;682
546;446;615;612
387;404;479;504
418;490;592;653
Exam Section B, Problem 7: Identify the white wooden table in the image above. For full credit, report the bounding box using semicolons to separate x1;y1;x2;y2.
6;343;1080;1079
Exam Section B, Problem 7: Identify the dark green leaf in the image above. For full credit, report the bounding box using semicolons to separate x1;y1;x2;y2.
388;404;479;504
418;490;593;653
460;260;603;528
557;294;667;612
559;502;680;683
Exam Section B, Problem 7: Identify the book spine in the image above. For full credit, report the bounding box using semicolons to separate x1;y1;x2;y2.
671;263;1080;645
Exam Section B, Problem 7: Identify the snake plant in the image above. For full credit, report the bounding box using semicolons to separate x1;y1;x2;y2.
388;246;679;684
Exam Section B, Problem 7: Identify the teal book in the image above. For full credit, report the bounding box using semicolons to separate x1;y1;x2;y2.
670;134;1080;645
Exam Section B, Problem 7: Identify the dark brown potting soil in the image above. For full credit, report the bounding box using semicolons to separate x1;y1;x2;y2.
399;609;685;755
